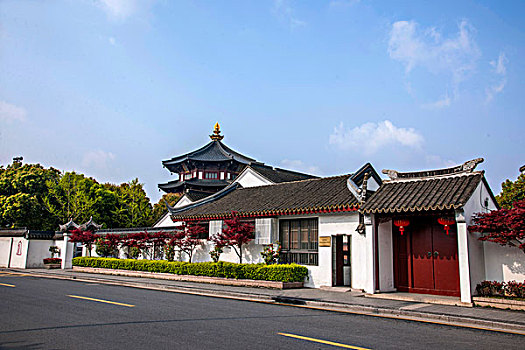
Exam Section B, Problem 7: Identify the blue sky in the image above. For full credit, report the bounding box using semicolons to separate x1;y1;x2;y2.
1;0;524;202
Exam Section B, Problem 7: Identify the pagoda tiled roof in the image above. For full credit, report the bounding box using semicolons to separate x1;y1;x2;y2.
158;179;230;192
169;175;359;221
162;140;256;169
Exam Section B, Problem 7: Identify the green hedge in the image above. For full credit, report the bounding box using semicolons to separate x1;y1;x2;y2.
72;257;308;283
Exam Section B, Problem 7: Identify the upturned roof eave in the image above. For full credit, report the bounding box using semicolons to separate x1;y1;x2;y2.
171;203;360;222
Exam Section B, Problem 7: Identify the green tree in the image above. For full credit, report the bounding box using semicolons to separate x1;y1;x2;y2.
497;174;525;209
0;162;60;230
151;193;180;224
113;179;153;227
1;161;158;230
44;171;122;229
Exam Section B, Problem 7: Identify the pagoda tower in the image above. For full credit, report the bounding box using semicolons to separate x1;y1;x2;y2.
158;123;258;196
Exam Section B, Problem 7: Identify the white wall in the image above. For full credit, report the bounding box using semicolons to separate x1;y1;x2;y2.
173;239;265;264
377;221;395;291
316;213;362;289
367;177;380;191
26;240;56;268
9;238;28;268
155;213;175;227
234;168;273;188
154;194;195;228
169;213;363;288
460;180;525;292
483;243;525;282
56;239;75;268
0;238;13;267
462;181;495;292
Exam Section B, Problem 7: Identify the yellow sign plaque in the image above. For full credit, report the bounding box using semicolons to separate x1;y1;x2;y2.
319;236;331;247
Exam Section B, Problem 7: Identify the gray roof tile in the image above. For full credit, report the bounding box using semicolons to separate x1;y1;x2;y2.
170;175;359;220
361;172;483;213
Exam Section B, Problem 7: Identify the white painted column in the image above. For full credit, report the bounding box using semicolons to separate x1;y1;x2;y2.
364;214;376;294
23;239;30;269
61;233;72;269
455;210;472;303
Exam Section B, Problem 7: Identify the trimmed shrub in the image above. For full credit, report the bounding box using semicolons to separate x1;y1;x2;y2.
72;257;308;283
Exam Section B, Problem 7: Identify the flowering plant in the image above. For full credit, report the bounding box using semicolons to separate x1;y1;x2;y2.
261;243;281;265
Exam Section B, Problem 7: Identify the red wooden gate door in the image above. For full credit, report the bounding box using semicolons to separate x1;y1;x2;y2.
393;218;460;297
411;223;434;292
432;223;460;295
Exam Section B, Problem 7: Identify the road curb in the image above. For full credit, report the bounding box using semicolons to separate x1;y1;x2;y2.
6;269;525;335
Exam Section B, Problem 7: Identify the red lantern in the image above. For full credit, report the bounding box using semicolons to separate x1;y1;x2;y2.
438;217;455;235
393;219;410;235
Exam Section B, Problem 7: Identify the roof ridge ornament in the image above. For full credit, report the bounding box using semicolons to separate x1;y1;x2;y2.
382;158;484;180
59;218;79;232
209;122;224;141
461;158;484;172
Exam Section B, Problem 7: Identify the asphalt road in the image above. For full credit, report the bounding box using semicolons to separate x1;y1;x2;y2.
0;273;523;350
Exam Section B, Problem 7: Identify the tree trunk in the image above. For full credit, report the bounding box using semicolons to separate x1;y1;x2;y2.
238;243;243;264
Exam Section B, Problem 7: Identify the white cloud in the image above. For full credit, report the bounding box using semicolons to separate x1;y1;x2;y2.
82;150;116;170
0;101;27;123
421;93;451;109
486;52;508;103
329;120;424;155
95;0;156;21
388;20;480;104
424;155;456;168
490;52;507;75
108;37;116;45
273;0;306;29
280;159;321;175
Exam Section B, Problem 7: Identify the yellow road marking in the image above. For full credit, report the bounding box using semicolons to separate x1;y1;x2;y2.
0;283;15;287
278;332;371;349
268;302;525;336
2;270;522;336
0;271;32;277
67;295;135;308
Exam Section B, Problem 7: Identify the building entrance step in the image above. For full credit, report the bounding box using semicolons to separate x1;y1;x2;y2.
365;292;473;307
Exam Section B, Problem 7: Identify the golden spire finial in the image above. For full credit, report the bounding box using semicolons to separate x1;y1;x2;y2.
210;122;224;141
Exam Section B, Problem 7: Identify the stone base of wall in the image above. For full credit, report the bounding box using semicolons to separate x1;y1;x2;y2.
44;264;61;269
473;296;525;311
72;266;304;289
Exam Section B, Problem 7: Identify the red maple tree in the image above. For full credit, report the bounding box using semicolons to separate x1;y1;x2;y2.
170;223;203;263
95;233;121;257
468;199;525;253
69;229;99;257
215;212;254;263
120;231;149;258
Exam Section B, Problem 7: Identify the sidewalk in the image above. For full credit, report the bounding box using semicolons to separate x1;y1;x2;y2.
4;268;525;335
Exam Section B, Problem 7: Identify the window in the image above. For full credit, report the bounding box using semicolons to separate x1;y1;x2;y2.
184;173;192;180
279;218;318;266
204;172;218;180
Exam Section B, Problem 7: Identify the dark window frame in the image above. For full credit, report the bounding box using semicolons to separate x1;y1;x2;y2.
279;218;318;266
